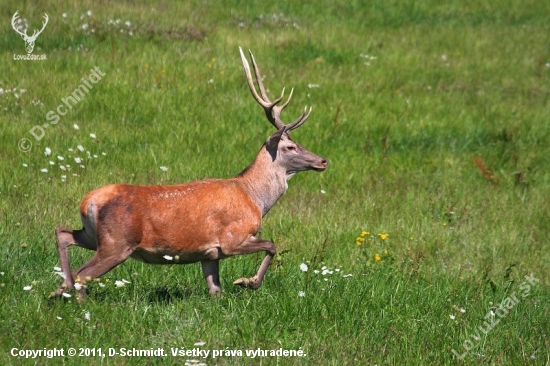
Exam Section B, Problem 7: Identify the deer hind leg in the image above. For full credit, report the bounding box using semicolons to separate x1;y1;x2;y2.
52;226;97;298
71;236;135;301
230;235;277;290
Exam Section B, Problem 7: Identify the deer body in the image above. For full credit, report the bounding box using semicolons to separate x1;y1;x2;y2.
53;49;327;300
79;180;262;265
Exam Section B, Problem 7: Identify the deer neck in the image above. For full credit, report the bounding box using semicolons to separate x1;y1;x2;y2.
236;145;288;217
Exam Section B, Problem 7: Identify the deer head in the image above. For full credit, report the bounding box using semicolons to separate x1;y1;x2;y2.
239;47;327;176
12;11;48;54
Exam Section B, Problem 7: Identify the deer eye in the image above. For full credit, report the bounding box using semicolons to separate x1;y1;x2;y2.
286;145;296;151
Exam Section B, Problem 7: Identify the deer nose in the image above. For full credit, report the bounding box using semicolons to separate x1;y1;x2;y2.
313;158;328;172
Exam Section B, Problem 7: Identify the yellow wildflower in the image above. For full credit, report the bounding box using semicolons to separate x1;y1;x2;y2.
378;233;389;240
374;253;381;262
361;230;369;237
383;249;388;255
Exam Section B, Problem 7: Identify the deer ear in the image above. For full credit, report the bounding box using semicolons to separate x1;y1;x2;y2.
266;128;284;149
265;128;287;160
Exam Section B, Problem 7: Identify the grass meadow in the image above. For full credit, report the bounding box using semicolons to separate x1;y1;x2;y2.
1;0;549;364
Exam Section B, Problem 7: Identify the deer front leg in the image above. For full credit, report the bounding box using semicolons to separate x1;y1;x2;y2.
201;260;221;296
230;235;276;290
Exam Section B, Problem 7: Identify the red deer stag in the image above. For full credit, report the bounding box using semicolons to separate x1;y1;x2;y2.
52;48;327;300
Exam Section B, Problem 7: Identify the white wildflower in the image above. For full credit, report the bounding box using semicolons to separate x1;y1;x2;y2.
44;147;52;156
40;168;48;173
299;263;308;272
23;285;32;291
450;315;456;320
77;145;85;152
298;291;306;297
90;133;96;139
73;124;79;130
160;166;168;172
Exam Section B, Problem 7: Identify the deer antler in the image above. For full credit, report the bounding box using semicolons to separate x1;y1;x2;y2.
239;47;312;133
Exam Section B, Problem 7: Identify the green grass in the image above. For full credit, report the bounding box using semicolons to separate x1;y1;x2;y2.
1;0;549;364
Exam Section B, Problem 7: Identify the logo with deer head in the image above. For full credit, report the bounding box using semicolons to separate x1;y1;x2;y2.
11;11;48;54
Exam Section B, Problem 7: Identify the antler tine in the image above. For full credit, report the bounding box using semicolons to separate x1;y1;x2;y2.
248;50;270;102
240;47;278;108
285;106;312;133
239;47;285;129
278;87;294;111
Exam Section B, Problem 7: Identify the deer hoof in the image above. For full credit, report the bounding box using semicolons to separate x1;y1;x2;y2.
233;277;260;289
49;287;70;299
233;277;250;287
